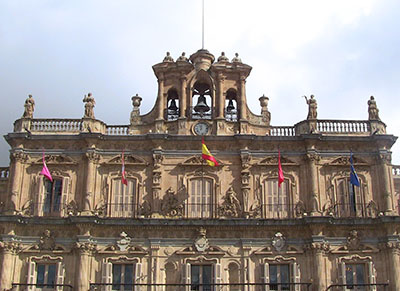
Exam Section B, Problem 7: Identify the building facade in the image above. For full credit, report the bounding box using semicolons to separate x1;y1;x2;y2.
0;49;399;291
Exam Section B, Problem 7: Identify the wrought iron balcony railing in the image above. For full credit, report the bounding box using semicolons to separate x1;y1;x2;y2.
326;283;388;291
11;283;74;291
89;282;312;291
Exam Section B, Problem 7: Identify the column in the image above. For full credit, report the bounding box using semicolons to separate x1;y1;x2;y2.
239;75;247;121
379;153;393;214
157;76;165;120
0;242;21;289
150;242;160;291
75;242;96;291
179;76;187;118
8;152;27;212
217;73;225;119
387;242;400;291
306;153;320;215
82;151;99;215
309;242;329;291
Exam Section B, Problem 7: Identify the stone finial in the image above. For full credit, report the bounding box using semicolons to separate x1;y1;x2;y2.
163;52;174;62
303;94;317;120
130;94;142;125
217;52;229;63
176;52;188;62
83;93;95;119
23;94;35;118
368;96;380;121
259;94;271;125
231;53;242;63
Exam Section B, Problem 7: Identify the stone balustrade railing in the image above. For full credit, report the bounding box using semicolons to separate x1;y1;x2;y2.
13;118;385;137
316;120;370;134
30;119;82;132
106;125;129;135
0;167;9;179
392;165;400;176
270;126;296;136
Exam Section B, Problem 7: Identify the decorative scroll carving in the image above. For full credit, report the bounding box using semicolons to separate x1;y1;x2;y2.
116;232;131;251
181;156;203;165
161;187;184;218
194;227;209;252
327;156;368;166
11;152;29;163
304;242;330;253
153;153;163;168
0;241;23;254
258;156;296;165
39;230;56;251
106;155;147;165
65;200;78;216
75;241;97;255
33;155;77;165
218;187;241;218
271;232;286;252
86;152;100;163
347;230;362;250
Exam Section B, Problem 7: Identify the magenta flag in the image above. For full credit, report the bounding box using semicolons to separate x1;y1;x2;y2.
40;152;53;182
121;151;128;185
278;150;284;187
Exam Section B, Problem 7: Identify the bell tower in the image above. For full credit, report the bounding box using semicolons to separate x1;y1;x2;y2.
148;49;270;135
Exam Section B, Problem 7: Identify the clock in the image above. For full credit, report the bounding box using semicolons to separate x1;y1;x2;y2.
194;122;209;136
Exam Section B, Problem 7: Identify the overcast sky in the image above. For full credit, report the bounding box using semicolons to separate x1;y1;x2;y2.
1;0;400;166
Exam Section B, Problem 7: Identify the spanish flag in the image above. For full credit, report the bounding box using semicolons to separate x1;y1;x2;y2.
202;137;219;166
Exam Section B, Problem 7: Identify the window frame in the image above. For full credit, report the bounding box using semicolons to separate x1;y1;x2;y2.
187;177;214;218
261;178;292;219
109;178;138;218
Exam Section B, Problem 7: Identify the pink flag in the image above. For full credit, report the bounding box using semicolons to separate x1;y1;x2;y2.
40;152;53;182
278;150;284;188
121;151;128;185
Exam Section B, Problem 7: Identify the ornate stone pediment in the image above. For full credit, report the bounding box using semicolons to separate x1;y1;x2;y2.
258;156;296;165
105;155;148;166
327;156;368;166
34;155;77;165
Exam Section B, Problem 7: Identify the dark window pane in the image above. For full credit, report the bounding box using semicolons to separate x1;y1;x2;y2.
47;264;56;286
203;265;212;291
356;264;365;285
113;264;122;290
191;265;200;291
125;264;133;291
37;264;45;285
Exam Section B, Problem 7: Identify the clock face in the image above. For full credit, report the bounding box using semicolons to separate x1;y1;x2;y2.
194;122;209;136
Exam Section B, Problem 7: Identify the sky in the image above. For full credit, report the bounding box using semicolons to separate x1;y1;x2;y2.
0;0;400;166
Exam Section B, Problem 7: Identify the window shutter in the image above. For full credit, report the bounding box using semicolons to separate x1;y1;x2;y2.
127;179;135;217
214;263;222;290
292;262;301;291
368;261;377;291
338;262;346;291
182;263;191;291
101;260;112;291
36;176;44;216
27;259;36;291
61;177;69;216
261;263;269;291
56;261;65;291
134;262;142;291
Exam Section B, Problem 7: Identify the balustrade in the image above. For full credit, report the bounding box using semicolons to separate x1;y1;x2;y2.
106;125;129;135
270;126;296;136
317;120;370;134
0;167;9;179
30;119;82;132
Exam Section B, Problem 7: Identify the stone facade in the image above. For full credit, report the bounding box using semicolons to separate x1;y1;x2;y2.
0;49;399;291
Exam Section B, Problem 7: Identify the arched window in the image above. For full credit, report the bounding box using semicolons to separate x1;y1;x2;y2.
335;178;365;217
262;179;291;218
166;88;179;121
109;178;137;218
225;89;238;122
192;82;212;119
187;177;213;218
228;263;240;291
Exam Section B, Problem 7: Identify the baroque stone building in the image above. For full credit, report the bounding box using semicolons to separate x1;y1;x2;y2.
0;49;399;291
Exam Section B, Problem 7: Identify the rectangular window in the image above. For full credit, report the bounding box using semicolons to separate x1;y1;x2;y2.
269;264;290;291
191;265;212;291
336;179;365;217
36;264;56;289
345;264;366;290
263;180;289;218
112;264;135;291
43;179;63;214
111;179;136;218
188;178;212;218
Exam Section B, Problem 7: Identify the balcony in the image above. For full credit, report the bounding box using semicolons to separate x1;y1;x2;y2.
11;283;73;291
326;283;388;291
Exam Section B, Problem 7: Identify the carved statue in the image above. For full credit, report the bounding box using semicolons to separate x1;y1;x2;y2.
163;52;174;62
368;96;380;120
231;53;242;63
176;52;188;62
23;94;35;118
304;95;317;119
218;187;241;217
217;52;229;63
83;93;95;119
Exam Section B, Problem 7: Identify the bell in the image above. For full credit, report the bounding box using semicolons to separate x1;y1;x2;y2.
168;99;178;112
194;94;210;114
227;99;235;112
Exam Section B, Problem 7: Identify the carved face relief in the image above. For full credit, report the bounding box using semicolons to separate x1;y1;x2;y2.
272;232;285;252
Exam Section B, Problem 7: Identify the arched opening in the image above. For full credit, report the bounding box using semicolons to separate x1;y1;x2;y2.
166;88;179;121
228;263;240;291
191;81;212;119
165;262;177;291
225;89;238;122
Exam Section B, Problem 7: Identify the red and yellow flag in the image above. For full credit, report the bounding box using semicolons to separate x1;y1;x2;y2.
202;137;219;167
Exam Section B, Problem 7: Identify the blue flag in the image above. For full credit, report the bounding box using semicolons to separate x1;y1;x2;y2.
350;153;360;187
